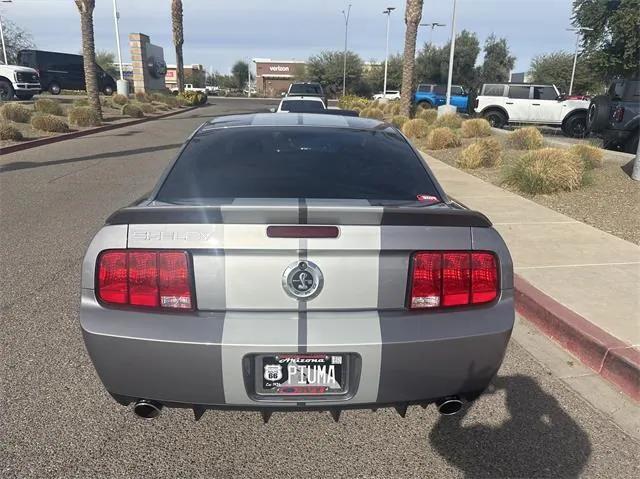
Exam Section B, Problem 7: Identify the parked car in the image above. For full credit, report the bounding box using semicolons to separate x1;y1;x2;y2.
17;49;116;95
80;112;514;421
286;81;328;106
0;63;40;100
273;96;326;112
170;83;209;95
414;84;468;112
587;78;639;153
474;83;590;137
373;90;401;101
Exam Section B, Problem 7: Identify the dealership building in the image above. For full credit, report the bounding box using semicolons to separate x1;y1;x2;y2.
254;59;306;97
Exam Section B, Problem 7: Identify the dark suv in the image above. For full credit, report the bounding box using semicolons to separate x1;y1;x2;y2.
286;82;328;106
587;79;639;153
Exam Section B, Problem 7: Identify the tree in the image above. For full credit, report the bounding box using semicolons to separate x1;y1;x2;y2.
573;0;640;80
306;51;363;96
529;51;605;94
400;0;423;116
231;61;253;90
415;30;480;88
478;34;515;84
171;0;185;93
95;50;118;78
74;0;102;119
364;54;403;93
0;18;35;64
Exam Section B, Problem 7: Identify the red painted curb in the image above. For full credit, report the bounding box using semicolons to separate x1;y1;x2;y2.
0;106;198;156
514;275;639;401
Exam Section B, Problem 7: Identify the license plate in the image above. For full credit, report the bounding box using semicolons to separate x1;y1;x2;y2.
257;353;347;396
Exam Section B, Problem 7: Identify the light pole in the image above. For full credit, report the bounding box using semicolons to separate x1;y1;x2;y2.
341;4;351;97
247;59;251;98
420;22;446;46
382;7;395;98
566;27;593;95
443;0;457;111
112;0;123;80
0;0;13;65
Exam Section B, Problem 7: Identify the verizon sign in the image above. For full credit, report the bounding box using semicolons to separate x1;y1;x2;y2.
269;65;290;72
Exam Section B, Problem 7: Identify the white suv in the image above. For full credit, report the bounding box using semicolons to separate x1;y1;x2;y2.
373;90;400;101
474;83;590;137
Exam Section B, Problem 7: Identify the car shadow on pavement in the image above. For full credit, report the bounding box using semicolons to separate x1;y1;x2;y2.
429;374;592;478
0;143;183;173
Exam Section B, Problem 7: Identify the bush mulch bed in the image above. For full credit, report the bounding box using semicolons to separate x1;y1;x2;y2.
421;135;640;245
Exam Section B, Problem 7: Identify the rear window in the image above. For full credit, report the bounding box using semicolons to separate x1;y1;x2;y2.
289;84;322;95
482;84;506;96
280;100;324;112
156;127;439;202
622;81;640;101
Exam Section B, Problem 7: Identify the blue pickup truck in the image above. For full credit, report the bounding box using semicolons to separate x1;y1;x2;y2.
414;84;469;112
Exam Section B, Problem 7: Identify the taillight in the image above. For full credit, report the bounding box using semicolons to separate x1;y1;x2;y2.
612;106;625;122
97;250;193;310
409;251;498;309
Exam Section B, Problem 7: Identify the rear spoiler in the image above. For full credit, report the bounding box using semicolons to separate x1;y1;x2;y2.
106;205;492;228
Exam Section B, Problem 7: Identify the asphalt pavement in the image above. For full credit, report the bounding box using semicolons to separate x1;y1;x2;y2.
1;98;638;478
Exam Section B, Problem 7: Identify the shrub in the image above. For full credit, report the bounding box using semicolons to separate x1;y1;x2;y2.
568;144;604;169
338;94;370;111
416;109;437;124
425;127;462;149
112;93;129;106
503;148;584;194
361;107;384;120
158;95;179;108
457;138;503;169
121;103;144;118
139;103;156;114
34;98;64;116
31;114;69;133
508;127;544;150
371;99;380;108
135;91;152;103
384;101;401;116
460;118;492;138
177;90;207;106
433;113;463;129
391;115;409;129
74;98;90;107
0;122;23;141
402;118;431;139
1;103;31;123
68;106;101;127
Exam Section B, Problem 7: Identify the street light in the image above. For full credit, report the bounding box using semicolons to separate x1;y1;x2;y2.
0;0;13;65
442;0;457;112
341;4;352;97
382;7;395;98
420;22;446;45
111;0;124;81
566;27;593;95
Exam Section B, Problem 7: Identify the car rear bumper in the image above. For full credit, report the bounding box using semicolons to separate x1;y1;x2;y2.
80;289;514;410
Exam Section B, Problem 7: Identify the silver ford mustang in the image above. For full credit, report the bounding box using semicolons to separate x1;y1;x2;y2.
80;113;514;421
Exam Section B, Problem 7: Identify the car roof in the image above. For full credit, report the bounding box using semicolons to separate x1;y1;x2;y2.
198;113;391;134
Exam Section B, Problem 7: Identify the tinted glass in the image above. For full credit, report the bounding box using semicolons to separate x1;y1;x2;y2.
289;84;322;95
482;84;505;96
433;85;447;95
156;127;439;202
508;86;530;99
533;86;557;100
451;86;464;95
417;84;433;92
280;100;325;111
622;81;640;101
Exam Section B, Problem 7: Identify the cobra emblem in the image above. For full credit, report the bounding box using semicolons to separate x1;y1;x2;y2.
282;261;324;300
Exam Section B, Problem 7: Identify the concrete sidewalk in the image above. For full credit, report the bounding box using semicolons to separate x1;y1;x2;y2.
421;152;640;399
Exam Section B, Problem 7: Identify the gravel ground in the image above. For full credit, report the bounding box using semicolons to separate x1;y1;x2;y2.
422;136;640;245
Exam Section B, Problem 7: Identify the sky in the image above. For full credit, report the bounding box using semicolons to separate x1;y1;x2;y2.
5;0;578;75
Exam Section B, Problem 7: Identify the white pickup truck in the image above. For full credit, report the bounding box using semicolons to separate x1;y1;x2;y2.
170;84;211;95
0;63;41;101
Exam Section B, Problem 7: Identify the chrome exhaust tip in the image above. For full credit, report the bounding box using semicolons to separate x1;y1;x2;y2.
133;399;163;419
436;396;463;415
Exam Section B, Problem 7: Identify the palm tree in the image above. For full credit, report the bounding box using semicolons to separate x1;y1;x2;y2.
171;0;185;93
74;0;102;119
400;0;423;117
